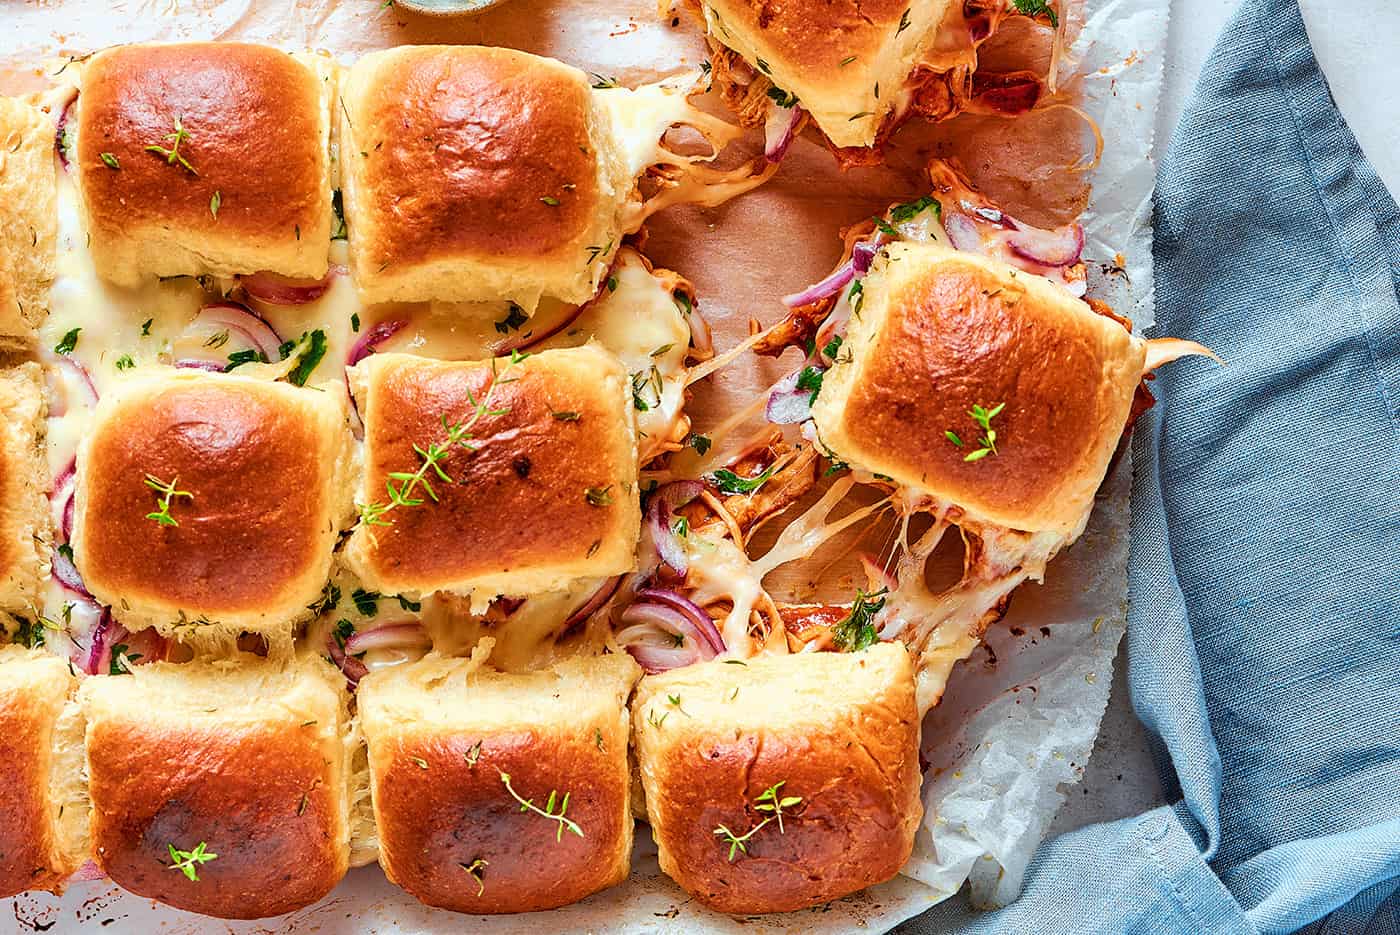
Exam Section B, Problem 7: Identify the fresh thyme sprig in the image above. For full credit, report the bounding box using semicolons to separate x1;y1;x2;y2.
145;115;198;175
359;356;524;527
958;402;1004;461
167;841;217;881
499;771;584;843
712;782;804;861
144;474;193;527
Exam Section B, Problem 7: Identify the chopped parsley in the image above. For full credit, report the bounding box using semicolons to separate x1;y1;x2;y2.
796;365;824;404
282;329;328;386
833;587;888;652
99;152;120;170
225;348;266;371
709;463;778;495
115;354;135;371
1012;0;1058;27
494;303;528;335
54;327;80;355
889;195;940;223
351;588;380;618
331;189;348;240
766;85;798;108
688;434;712;456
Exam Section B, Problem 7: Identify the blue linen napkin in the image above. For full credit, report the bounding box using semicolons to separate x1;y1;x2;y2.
899;0;1400;931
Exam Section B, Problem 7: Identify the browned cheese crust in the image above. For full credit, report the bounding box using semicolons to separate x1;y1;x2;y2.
0;649;78;898
633;644;922;914
814;243;1144;533
74;373;349;630
348;349;639;597
80;657;349;919
340;45;605;303
360;655;639;913
75;43;330;284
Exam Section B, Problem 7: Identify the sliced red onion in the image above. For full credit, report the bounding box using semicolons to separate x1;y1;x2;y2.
766;368;814;425
782;261;854;308
646;481;704;577
687;304;714;357
634;588;725;654
194;301;284;360
82;609;125;676
52;547;92;599
561;575;625;631
617;600;720;673
1004;221;1085;268
327;628;369;687
764;103;803;163
51;458;76;541
851;240;880;275
241;267;340;306
347;318;408;367
859;552;899;593
174;359;226;372
343;622;431;655
944;212;984;253
54;95;76;171
54;356;98;410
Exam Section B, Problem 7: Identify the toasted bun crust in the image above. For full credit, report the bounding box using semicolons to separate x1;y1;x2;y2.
0;97;57;345
632;643;922;913
0;364;49;616
75;43;332;286
359;653;640;913
813;242;1145;533
701;0;963;148
0;647;81;898
344;348;640;601
339;45;623;308
80;655;351;920
73;371;354;637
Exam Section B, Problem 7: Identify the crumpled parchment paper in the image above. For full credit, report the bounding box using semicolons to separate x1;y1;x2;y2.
0;0;1168;929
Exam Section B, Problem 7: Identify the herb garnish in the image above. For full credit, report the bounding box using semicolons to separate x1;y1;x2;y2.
766;85;797;108
226;348;266;371
796;365;824;404
832;587;888;651
145;115;198;175
952;402;1005;461
167;842;217;881
99;152;120;170
1012;0;1058;27
709;463;777;495
54;328;80;355
584;485;613;507
351;588;380;617
494;303;528;334
109;642;141;674
209;190;222;218
144;474;192;527
889;195;940;222
115;354;135;371
461;858;488;896
499;771;583;842
688;434;712;456
713;782;804;861
282;329;328;386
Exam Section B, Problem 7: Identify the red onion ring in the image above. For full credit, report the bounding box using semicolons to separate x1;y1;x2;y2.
50;458;76;541
687;304;715;357
561;575;625;631
782;261;854;308
241;267;342;306
765;368;814;425
81;608;125;676
193;301;284;360
54;356;98;411
51;547;92;599
54;94;76;172
174;359;226;372
1004;221;1085;268
347;318;408;367
646;481;704;577
944;212;984;253
764;103;803;163
343;622;431;655
634;588;725;654
617;600;719;673
327;627;369;687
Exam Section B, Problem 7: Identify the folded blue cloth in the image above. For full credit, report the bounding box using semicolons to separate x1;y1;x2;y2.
901;0;1400;931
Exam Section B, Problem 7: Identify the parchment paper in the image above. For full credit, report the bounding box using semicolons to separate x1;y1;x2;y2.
0;0;1169;930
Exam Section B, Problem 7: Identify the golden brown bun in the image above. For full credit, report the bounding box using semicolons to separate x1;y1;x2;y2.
0;98;57;346
344;348;640;602
73;370;354;638
79;654;352;920
813;242;1145;534
339;45;625;308
632;643;923;914
0;364;49;616
0;646;83;898
75;43;332;287
358;653;641;913
700;0;962;148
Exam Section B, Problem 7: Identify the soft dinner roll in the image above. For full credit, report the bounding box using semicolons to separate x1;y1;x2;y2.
72;370;354;638
358;653;641;914
80;654;353;919
74;43;333;286
0;364;49;617
632;643;922;914
338;45;627;309
812;241;1145;535
0;98;57;346
344;348;640;603
0;646;85;898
